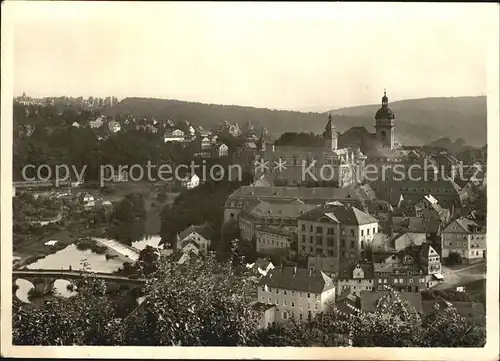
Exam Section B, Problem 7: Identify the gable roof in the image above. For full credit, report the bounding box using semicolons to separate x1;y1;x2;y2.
298;204;378;225
258;266;334;294
407;217;442;234
442;217;484;234
244;200;317;219
177;223;214;241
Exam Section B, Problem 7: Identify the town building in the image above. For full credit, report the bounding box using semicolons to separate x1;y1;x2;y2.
176;224;213;255
164;129;185;143
89;116;105;129
413;194;450;224
359;290;423;314
223;185;374;224
336;261;375;297
297;204;379;272
245;258;275;277
79;192;95;208
441;217;486;264
216;143;229;158
257;266;336;323
238;200;317;242
250;302;276;329
255;226;295;255
253;114;366;188
181;173;200;189
372;243;443;292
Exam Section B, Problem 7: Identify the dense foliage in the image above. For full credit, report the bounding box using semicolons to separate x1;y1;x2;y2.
12;257;486;347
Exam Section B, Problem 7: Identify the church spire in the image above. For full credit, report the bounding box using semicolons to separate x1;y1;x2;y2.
324;113;338;150
382;89;388;107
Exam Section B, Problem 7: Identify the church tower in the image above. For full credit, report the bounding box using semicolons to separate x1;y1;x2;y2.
324;113;338;150
375;90;395;149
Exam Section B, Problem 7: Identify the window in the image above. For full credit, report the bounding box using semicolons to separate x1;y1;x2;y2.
310;225;313;232
269;288;273;292
302;235;306;243
283;312;288;320
284;290;287;295
378;279;382;283
261;296;265;301
351;240;355;249
307;303;311;309
283;300;287;306
327;237;334;247
373;227;375;234
268;297;272;303
316;226;323;233
291;302;295;307
291;291;295;296
261;286;265;291
384;279;387;283
314;304;319;310
327;227;334;235
275;299;279;305
367;228;370;235
350;230;355;236
394;279;399;284
361;241;364;249
301;224;305;231
310;236;313;243
399;278;404;283
341;239;345;247
299;313;303;320
316;236;323;245
276;289;279;294
307;293;311;298
300;292;303;297
361;230;364;236
327;250;334;256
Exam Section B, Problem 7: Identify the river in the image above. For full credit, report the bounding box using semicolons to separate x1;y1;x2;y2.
15;235;165;303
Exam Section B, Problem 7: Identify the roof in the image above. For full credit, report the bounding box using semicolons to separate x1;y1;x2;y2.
298;204;378;226
442;217;485;234
177;223;214;241
227;185;374;202
338;261;374;280
258;266;334;294
375;106;395;120
244;200;317;219
407;217;442;234
360;291;423;313
256;226;293;237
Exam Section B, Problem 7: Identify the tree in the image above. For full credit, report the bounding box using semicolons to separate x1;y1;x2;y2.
120;254;259;346
447;251;462;265
137;246;160;276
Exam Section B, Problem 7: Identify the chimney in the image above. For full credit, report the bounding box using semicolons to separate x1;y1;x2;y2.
309;265;315;276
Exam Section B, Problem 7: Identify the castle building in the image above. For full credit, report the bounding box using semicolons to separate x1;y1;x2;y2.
253;114;366;188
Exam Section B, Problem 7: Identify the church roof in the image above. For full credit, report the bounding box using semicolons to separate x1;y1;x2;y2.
375;106;395;120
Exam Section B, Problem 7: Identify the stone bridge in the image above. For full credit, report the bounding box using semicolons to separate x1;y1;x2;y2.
13;269;146;296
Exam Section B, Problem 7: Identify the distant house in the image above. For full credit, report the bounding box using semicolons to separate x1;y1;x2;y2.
257;266;336;323
188;125;196;136
246;258;275;276
211;134;219;144
172;129;185;137
79;192;95;208
217;143;229;158
441;217;486;264
176;224;213;255
89;116;105;129
414;194;450;224
72;121;81;128
336;261;375;297
201;136;211;150
181;173;200;189
108;120;121;133
250;302;276;329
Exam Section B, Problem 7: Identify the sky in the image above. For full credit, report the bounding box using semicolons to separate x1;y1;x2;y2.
7;2;497;111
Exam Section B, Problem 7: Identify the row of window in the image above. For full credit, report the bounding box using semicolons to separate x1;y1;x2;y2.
260;297;321;311
258;237;289;248
300;225;376;237
299;235;365;250
282;310;313;320
377;277;426;284
261;287;319;299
